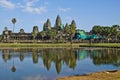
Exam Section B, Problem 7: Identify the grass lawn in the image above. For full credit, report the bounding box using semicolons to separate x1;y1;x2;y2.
79;43;120;48
0;43;78;48
0;43;120;48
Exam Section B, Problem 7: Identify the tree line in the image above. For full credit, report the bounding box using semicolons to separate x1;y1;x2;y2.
90;25;120;42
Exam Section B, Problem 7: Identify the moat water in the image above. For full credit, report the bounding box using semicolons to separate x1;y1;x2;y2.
0;48;120;80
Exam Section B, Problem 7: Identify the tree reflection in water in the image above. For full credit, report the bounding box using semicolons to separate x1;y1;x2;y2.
11;65;16;72
11;49;16;72
1;48;120;74
90;48;120;66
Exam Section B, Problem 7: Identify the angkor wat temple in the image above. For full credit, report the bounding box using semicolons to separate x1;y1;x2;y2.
1;15;103;43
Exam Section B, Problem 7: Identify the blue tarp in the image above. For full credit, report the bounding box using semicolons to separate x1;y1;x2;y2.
76;30;102;39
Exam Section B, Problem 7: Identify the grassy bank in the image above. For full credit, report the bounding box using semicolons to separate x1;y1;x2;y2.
0;43;120;48
79;43;120;48
0;43;79;48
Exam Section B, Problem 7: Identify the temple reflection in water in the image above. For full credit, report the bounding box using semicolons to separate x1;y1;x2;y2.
1;48;120;74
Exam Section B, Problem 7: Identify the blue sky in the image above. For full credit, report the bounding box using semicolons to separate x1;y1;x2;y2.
0;0;120;33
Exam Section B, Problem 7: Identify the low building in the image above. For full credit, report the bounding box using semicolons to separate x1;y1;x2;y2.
2;27;41;43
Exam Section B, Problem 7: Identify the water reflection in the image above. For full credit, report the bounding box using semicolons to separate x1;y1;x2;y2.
90;48;120;66
1;48;120;74
41;48;78;73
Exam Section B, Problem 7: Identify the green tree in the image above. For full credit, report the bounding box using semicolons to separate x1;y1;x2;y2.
111;25;120;35
91;25;102;35
111;25;120;42
69;20;76;45
49;29;57;40
65;23;69;31
40;30;46;40
12;18;16;33
103;26;111;38
32;31;38;41
65;23;70;39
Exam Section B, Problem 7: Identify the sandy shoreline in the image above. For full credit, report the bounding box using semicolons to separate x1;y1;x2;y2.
57;70;120;80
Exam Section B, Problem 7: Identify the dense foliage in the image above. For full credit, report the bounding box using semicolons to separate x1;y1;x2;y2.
90;25;120;42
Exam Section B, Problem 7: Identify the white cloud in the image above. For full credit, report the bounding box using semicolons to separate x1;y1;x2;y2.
19;0;47;14
0;0;15;9
58;8;71;12
0;0;47;14
23;6;46;14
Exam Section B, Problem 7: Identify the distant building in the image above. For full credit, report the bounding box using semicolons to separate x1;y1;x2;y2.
2;27;41;43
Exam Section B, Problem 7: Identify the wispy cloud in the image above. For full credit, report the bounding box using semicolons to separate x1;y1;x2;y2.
0;0;15;9
19;0;47;14
58;8;71;12
64;16;73;23
0;0;47;14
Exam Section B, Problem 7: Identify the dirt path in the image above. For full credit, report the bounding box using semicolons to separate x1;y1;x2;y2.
57;70;120;80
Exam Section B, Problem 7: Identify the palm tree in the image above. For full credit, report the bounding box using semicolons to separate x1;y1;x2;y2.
12;18;16;33
11;50;16;72
11;65;16;72
111;25;120;42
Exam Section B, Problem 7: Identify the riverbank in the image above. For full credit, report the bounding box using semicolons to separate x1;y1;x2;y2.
0;43;120;48
80;43;120;48
57;70;120;80
0;43;78;48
